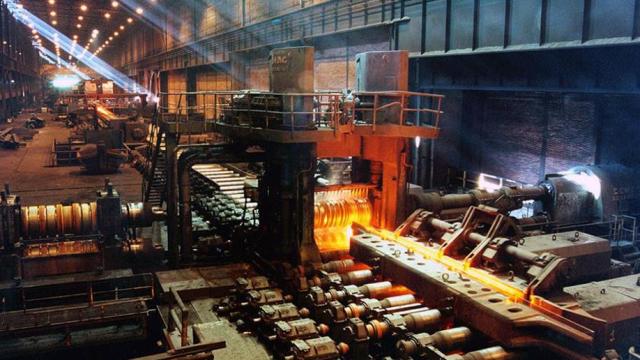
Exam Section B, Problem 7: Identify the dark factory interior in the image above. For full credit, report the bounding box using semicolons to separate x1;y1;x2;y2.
0;0;639;359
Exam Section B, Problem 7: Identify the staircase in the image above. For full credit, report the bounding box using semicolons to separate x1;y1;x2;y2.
143;120;168;207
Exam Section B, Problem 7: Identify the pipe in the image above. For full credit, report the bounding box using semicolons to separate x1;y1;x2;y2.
180;154;194;262
408;185;547;215
170;143;225;266
172;143;264;265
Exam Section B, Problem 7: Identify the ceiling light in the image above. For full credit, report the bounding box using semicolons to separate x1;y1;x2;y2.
89;38;94;43
135;7;144;14
104;13;111;19
73;35;78;39
127;17;133;23
78;16;84;20
108;36;113;40
51;20;57;25
48;0;55;4
111;1;119;7
105;41;109;44
120;25;125;30
76;23;82;28
49;11;56;16
80;4;88;12
114;31;119;36
31;29;37;34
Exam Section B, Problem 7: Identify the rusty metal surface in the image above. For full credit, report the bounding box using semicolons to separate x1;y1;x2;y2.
561;274;640;355
564;274;640;323
349;232;600;359
519;231;612;282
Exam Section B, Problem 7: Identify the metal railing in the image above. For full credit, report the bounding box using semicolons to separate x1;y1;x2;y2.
167;287;190;347
610;214;638;246
17;273;154;310
157;90;444;136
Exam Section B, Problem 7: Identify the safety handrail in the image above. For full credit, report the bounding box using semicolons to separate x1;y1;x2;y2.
156;90;444;135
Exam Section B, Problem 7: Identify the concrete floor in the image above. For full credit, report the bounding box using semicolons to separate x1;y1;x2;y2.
0;112;143;205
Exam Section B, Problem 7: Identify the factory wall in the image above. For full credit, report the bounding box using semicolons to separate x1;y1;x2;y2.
115;0;640;191
240;28;390;91
432;92;640;186
0;2;41;119
166;70;187;114
109;0;332;70
195;66;232;118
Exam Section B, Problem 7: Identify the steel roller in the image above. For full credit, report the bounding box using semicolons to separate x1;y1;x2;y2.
21;202;97;239
314;197;372;229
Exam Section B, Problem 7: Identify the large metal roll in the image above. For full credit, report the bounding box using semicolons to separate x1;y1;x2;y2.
314;197;372;229
45;205;56;236
21;202;98;239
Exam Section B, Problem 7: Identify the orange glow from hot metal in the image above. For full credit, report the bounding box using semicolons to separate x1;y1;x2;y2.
383;285;414;297
94;103;120;121
315;227;351;252
314;187;372;252
343;223;596;345
356;223;527;302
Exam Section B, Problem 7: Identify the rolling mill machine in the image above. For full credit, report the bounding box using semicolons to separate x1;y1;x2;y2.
0;47;638;359
0;180;163;279
0;181;163;357
145;48;640;360
143;48;443;267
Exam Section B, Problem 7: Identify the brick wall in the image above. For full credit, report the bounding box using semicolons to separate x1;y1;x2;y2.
544;95;596;174
432;91;617;186
480;94;548;183
241;28;389;91
598;96;640;167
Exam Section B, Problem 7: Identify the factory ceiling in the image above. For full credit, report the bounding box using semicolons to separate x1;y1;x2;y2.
19;0;149;63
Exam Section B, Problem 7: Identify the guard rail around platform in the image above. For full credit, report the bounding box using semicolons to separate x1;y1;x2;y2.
156;90;444;141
